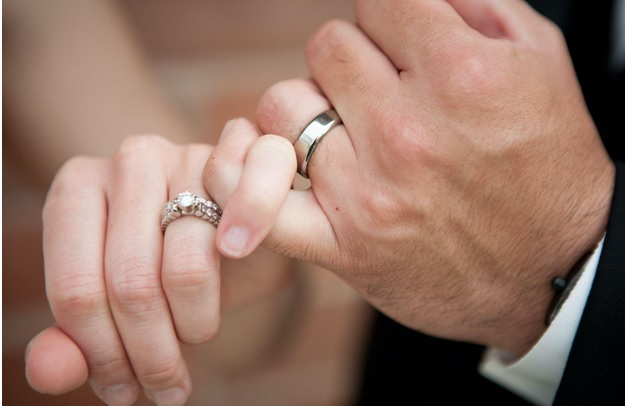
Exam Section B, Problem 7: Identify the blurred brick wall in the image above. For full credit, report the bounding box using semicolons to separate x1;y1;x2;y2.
3;1;376;405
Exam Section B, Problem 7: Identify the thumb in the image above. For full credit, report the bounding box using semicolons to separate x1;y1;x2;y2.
262;188;340;267
26;326;89;395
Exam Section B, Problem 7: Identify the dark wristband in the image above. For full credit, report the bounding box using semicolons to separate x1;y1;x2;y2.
545;250;594;326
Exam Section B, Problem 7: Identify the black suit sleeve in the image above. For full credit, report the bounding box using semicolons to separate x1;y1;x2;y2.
554;161;625;405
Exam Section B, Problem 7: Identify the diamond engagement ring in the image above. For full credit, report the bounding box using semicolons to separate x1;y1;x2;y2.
294;109;342;178
161;191;222;232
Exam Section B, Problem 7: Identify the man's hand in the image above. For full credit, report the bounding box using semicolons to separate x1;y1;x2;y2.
205;0;615;355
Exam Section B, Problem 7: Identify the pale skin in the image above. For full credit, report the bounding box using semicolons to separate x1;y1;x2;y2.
26;0;616;405
4;0;194;185
10;0;294;404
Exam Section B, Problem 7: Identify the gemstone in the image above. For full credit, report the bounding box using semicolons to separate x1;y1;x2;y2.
176;192;195;214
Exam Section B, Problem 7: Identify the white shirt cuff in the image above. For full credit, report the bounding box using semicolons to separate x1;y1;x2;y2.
478;236;605;405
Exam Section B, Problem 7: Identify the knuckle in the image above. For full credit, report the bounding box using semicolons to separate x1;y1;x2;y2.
359;187;403;226
438;48;504;95
136;359;182;388
305;19;353;65
256;81;289;125
114;134;171;168
541;19;567;51
111;135;175;187
117;134;167;156
89;355;131;376
107;259;162;311
256;79;303;134
377;111;439;166
529;8;564;43
48;272;108;323
44;156;99;212
163;255;216;296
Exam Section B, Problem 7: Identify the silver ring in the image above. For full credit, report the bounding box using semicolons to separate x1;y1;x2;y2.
294;109;342;178
161;191;222;232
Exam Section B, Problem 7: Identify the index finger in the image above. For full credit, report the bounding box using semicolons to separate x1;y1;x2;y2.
43;157;140;405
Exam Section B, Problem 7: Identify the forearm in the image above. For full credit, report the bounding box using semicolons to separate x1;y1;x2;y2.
4;0;194;185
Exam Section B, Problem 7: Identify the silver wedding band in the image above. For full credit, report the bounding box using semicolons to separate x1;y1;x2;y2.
161;191;222;232
294;109;342;178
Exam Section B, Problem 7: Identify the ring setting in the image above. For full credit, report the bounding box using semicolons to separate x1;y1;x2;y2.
161;191;222;231
294;109;342;178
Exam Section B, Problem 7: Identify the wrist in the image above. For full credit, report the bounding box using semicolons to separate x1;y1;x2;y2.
471;254;604;356
486;161;614;355
545;247;596;326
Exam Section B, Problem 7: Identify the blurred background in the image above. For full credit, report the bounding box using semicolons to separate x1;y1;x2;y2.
3;0;374;404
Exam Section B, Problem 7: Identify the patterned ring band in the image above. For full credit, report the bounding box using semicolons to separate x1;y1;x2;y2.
294;109;342;178
161;191;222;232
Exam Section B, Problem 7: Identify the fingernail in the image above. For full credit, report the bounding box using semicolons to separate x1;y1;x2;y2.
152;387;187;406
220;226;249;257
218;118;238;143
102;383;137;406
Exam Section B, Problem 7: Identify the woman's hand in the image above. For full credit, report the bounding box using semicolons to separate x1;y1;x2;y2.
26;136;218;405
25;133;296;406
